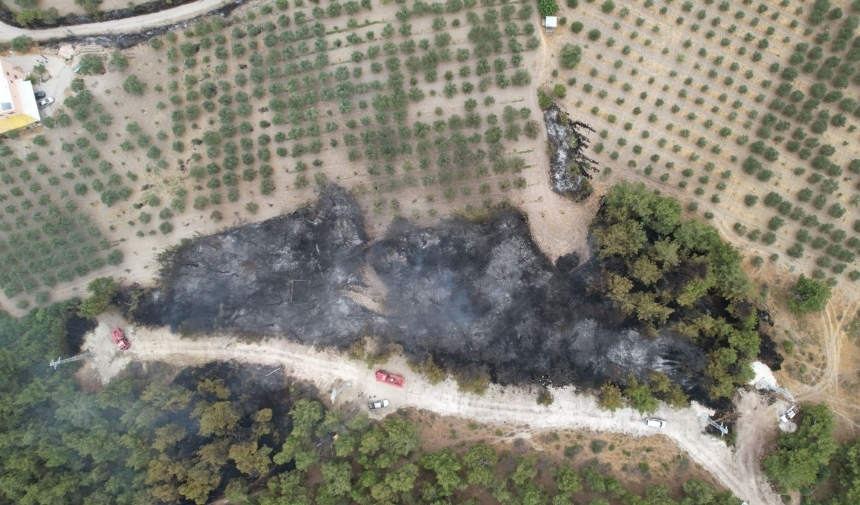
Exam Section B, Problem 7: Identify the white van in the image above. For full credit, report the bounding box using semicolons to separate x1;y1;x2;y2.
645;418;666;428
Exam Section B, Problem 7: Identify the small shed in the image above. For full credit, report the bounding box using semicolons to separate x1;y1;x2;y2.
542;16;558;34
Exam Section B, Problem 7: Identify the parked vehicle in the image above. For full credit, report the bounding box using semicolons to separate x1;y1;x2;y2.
368;399;389;410
111;327;131;351
38;97;54;108
779;405;798;423
645;418;666;428
34;91;46;100
375;370;406;388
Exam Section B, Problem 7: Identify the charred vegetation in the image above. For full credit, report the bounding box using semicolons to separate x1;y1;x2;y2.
135;185;379;345
137;185;719;403
544;104;599;202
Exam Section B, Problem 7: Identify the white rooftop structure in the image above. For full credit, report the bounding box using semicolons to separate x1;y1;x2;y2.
0;59;40;134
543;16;558;33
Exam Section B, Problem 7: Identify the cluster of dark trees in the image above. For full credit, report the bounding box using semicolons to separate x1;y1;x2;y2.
0;301;306;505
763;402;860;503
258;397;742;505
591;182;759;400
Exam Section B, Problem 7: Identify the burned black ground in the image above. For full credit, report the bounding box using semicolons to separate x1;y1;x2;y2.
544;104;599;202
136;186;715;397
137;186;381;345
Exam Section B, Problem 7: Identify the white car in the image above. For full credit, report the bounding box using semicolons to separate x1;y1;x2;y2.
38;97;54;108
645;418;666;428
779;405;798;423
368;399;389;410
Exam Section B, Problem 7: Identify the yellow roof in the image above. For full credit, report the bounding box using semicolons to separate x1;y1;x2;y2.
0;113;37;135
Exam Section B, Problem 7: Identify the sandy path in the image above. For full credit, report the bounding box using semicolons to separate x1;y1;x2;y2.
79;317;781;505
0;0;234;44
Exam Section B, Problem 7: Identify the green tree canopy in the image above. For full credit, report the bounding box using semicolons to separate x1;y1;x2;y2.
538;0;559;16
834;437;860;503
77;276;119;318
592;182;757;401
787;274;831;313
560;43;583;69
763;404;837;490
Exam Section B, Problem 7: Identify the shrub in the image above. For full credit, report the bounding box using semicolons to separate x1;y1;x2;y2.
787;274;831;313
122;75;147;95
77;54;106;75
764;192;783;207
560;43;582;69
536;388;554;406
106;249;123;266
10;35;34;53
768;216;786;231
109;52;129;72
590;439;607;453
829;203;846;218
538;0;559;16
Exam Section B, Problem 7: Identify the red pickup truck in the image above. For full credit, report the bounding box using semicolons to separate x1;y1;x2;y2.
375;370;405;388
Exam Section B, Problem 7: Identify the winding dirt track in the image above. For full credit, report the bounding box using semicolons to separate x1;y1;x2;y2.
0;0;234;43
84;320;782;505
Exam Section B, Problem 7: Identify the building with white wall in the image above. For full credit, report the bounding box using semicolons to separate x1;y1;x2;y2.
0;59;40;135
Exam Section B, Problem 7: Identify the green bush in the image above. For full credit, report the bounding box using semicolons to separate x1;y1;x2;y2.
538;0;559;16
122;75;147;95
536;388;554;406
787;275;831;313
106;249;123;266
77;54;105;75
109;52;129;72
590;439;607;454
560;43;582;69
10;35;34;52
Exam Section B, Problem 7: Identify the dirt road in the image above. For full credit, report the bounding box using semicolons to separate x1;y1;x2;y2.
0;0;234;44
81;318;782;505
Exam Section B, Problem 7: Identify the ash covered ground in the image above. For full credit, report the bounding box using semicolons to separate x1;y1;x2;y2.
544;105;599;202
140;186;706;392
142;186;384;345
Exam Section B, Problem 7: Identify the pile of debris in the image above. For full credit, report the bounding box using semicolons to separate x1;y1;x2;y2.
543;104;598;202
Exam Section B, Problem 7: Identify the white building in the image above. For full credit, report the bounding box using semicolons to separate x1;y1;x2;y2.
0;59;40;135
543;16;558;34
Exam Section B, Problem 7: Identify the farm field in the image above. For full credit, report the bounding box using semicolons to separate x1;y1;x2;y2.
9;0;859;322
3;1;860;502
540;0;860;433
549;0;860;294
0;0;562;311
